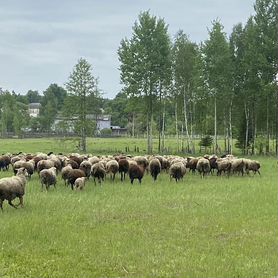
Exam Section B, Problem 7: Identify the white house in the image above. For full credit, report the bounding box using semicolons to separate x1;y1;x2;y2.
28;103;41;118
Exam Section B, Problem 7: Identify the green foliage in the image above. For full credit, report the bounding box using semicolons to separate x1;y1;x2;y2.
199;135;213;147
65;58;101;151
100;128;112;136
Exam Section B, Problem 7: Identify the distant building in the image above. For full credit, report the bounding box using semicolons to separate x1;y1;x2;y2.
96;115;111;130
28;103;41;118
111;126;128;136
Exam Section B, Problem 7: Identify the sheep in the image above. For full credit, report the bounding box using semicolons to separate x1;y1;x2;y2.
88;156;100;165
133;156;149;170
61;164;73;186
128;164;145;184
216;159;231;176
118;158;129;181
37;159;55;173
91;163;106;185
169;162;186;182
208;155;218;174
74;177;86;190
0;167;28;210
149;158;161;181
39;167;57;191
69;155;83;167
13;160;34;179
68;169;86;190
186;157;199;173
65;159;79;169
79;160;92;178
0;155;11;171
196;158;211;178
231;159;245;176
244;159;261;176
106;160;119;181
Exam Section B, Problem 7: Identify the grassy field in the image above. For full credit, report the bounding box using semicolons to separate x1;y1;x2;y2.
0;138;277;277
0;136;276;156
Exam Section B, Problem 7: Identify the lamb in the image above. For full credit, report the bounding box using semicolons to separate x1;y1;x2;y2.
149;158;161;181
0;155;11;171
74;177;86;190
196;158;211;178
91;162;106;185
0;167;28;210
106;160;119;181
169;162;186;182
118;158;129;181
128;164;145;184
39;167;57;191
68;169;86;190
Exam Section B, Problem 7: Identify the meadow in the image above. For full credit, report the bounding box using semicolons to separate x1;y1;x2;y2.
0;137;277;277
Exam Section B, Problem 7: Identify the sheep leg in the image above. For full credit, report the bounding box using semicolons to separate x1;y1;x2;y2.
8;200;17;209
120;172;123;182
16;197;24;208
112;173;115;182
130;178;134;185
0;199;3;211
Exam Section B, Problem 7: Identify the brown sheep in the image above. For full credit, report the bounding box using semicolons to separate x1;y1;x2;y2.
68;169;86;190
186;157;199;173
149;158;161;181
128;164;144;184
0;155;11;171
118;158;129;181
39;167;57;191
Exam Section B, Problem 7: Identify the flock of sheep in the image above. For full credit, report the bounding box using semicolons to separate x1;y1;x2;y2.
0;152;261;210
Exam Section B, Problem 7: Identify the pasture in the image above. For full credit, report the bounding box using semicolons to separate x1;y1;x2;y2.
0;138;277;277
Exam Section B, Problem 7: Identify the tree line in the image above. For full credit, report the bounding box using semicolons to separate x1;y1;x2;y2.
0;0;277;155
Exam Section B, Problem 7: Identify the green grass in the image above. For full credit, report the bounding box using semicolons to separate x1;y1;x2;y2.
0;156;277;277
1;136;275;156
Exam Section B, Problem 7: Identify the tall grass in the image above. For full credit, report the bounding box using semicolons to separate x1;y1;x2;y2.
0;156;277;277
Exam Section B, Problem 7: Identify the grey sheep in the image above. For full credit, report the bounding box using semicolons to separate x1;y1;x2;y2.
13;160;34;179
61;164;73;185
196;158;211;178
106;160;119;181
0;168;28;210
91;163;106;185
244;159;261;175
37;159;55;173
169;162;186;182
216;159;231;176
231;159;245;176
39;167;57;191
79;160;92;178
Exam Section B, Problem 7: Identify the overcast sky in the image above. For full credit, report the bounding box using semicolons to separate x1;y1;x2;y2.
0;0;255;99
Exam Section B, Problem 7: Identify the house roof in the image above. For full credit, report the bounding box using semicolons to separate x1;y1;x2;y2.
28;103;41;109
